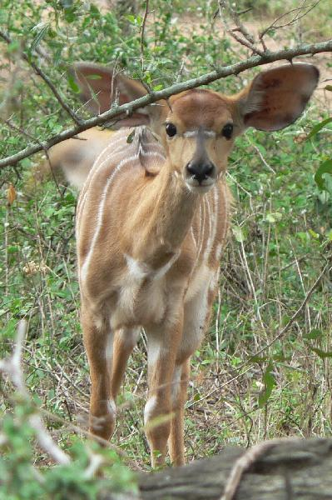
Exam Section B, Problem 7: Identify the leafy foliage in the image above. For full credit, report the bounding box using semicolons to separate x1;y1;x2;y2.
1;0;332;496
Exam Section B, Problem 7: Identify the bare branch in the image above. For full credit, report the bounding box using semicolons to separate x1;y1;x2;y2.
0;320;71;465
0;39;331;170
217;0;265;56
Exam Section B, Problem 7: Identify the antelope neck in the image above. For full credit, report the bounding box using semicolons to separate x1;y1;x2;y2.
129;160;200;267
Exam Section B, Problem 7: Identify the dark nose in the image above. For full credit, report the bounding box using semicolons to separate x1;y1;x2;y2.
186;161;215;184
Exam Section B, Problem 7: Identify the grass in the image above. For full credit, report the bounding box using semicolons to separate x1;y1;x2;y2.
2;104;331;469
0;0;332;495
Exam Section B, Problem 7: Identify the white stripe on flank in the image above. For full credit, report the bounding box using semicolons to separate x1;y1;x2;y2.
206;187;218;263
77;133;130;219
80;153;139;283
190;226;197;250
78;131;166;280
198;199;205;261
221;183;228;244
205;196;211;259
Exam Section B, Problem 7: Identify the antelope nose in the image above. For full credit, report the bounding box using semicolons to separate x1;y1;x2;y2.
186;161;215;184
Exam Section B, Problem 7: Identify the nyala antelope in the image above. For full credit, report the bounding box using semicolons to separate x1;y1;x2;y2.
74;62;318;466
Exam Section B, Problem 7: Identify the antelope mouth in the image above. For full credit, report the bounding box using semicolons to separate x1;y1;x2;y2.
185;177;215;194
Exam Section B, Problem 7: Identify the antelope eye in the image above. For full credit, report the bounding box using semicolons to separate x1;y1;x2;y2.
165;123;177;137
222;123;234;140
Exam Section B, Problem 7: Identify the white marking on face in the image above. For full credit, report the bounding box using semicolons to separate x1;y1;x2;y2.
183;130;216;138
144;395;157;425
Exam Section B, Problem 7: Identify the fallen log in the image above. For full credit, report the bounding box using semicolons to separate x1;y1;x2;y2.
138;437;332;499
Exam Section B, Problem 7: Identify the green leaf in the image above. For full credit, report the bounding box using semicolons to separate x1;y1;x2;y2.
307;117;332;139
258;362;276;407
265;212;282;223
126;130;135;144
30;23;49;52
310;347;332;359
67;74;80;93
304;329;323;340
314;160;332;191
232;226;246;243
86;74;102;80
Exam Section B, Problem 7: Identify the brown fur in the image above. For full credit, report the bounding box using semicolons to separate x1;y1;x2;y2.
74;63;318;467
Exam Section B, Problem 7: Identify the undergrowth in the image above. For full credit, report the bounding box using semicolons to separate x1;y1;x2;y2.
0;0;331;497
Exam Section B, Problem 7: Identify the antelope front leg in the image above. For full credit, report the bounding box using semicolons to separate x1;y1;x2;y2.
144;320;183;468
82;306;115;441
169;358;190;466
111;327;140;400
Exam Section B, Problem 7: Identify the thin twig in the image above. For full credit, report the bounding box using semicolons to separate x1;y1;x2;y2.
259;0;322;43
217;0;265;56
246;261;330;363
140;0;149;72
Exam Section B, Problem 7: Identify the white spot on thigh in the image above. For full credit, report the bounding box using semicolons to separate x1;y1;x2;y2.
144;395;157;425
125;254;150;279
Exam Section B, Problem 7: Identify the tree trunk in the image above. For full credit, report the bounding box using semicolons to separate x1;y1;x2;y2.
137;438;332;499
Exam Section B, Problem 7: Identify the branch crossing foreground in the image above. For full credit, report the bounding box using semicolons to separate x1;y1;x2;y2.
0;39;331;169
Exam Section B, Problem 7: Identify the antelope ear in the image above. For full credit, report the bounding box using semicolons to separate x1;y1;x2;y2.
237;63;319;131
72;62;150;127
